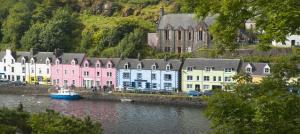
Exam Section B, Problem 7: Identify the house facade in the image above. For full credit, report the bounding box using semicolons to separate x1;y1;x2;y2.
148;8;215;53
51;49;85;87
272;35;300;47
242;62;271;83
182;58;240;92
81;58;120;89
117;58;182;91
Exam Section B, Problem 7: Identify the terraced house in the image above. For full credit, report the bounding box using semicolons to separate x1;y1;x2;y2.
81;58;120;89
117;57;182;91
182;58;240;92
51;49;85;87
241;62;271;83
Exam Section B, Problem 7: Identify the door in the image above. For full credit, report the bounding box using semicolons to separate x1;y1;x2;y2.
146;83;150;89
291;40;296;46
131;82;136;88
177;47;181;53
195;85;200;91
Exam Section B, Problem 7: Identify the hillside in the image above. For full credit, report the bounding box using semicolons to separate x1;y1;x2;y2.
0;0;180;58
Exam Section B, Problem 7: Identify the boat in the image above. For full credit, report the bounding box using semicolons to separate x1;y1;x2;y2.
120;98;133;102
50;87;81;100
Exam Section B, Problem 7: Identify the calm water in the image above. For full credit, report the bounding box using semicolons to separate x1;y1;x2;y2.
0;94;210;134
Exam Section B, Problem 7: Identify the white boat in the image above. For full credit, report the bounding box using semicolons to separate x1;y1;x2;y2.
120;98;133;102
50;87;81;100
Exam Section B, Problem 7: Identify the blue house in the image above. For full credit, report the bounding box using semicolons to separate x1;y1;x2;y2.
117;58;182;92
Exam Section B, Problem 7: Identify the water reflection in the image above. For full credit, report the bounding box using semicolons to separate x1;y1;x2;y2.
0;94;210;134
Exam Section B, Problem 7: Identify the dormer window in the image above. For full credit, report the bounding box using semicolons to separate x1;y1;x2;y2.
152;64;157;70
124;63;129;69
107;63;112;68
11;59;14;64
3;59;6;63
46;59;50;65
245;64;253;73
96;63;100;68
71;61;76;66
187;66;193;71
56;60;60;65
264;65;270;74
137;63;142;69
31;59;35;65
21;59;26;65
225;68;233;72
205;67;213;71
166;64;171;71
84;63;88;67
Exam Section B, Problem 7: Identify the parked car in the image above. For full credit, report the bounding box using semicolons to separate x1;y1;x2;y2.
203;90;213;96
12;81;26;86
188;91;202;96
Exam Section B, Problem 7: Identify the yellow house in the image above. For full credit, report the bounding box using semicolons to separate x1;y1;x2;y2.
241;62;271;83
182;58;240;92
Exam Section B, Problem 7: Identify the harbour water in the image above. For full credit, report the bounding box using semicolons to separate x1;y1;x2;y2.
0;94;210;134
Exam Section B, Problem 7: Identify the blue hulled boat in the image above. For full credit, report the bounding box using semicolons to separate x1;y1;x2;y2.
50;87;81;100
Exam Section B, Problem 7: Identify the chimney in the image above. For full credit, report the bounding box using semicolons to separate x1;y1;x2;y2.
164;55;167;62
30;48;38;56
137;53;141;61
6;49;11;55
54;48;63;57
160;7;164;17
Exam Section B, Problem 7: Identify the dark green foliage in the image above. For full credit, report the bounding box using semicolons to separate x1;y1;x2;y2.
0;108;102;134
206;62;300;134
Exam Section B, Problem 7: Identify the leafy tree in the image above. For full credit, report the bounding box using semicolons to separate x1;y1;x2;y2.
180;0;300;50
1;2;33;48
206;63;300;134
21;23;46;50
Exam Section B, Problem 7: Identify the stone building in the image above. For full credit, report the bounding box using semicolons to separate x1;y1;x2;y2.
148;8;215;53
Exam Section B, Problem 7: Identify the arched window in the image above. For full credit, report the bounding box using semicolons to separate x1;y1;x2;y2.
137;63;142;69
166;64;171;71
124;63;129;69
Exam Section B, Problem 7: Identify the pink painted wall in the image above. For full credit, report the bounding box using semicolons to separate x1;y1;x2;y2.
51;63;82;87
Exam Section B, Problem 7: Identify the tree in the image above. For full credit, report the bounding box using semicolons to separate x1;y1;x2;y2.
180;0;300;50
21;23;46;50
1;2;32;48
206;66;300;134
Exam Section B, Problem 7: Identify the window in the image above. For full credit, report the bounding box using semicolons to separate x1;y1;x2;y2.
225;77;232;82
197;76;200;81
4;66;6;72
166;65;171;71
21;59;25;65
123;73;130;79
22;67;26;73
56;60;59;65
56;69;59;73
39;68;42;74
188;31;192;40
137;82;142;88
205;67;213;71
187;67;193;71
31;68;34;73
72;80;75;85
203;85;209;89
107;72;112;77
84;63;88;67
151;74;156;80
96;63;100;68
123;81;130;87
187;75;193;81
198;30;203;40
46;60;50;65
97;72;100;77
164;47;170;52
178;31;181;40
31;59;34;65
57;79;59;84
218;76;222;81
11;59;14;64
165;30;169;40
64;70;67;75
11;67;14;73
225;68;233;72
107;63;112;68
204;76;210;81
152;65;156;70
71;61;75;66
84;71;89;77
137;73;142;79
213;76;216;82
164;74;172;81
3;59;6;63
96;81;100;87
152;83;157;89
187;84;193;89
264;68;270;74
164;83;172;89
47;68;49;74
246;67;252;73
124;64;129;69
137;64;142;69
72;70;74;75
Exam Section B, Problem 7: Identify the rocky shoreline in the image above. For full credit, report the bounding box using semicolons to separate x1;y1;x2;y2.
0;86;207;107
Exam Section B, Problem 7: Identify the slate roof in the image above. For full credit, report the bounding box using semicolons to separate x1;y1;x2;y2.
117;58;182;71
241;62;270;76
158;14;216;30
55;53;85;65
0;51;5;59
15;52;30;62
84;58;121;67
183;58;241;71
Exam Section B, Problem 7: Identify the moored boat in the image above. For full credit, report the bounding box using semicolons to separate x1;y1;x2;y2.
50;87;81;100
120;98;133;102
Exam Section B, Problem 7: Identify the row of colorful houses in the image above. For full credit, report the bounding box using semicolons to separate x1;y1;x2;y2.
0;49;282;92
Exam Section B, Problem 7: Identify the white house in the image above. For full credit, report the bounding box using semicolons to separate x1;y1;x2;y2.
272;35;300;47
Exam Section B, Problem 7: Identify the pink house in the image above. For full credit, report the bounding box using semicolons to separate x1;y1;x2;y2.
81;58;120;90
51;49;85;87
